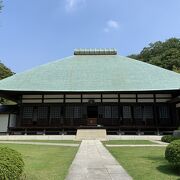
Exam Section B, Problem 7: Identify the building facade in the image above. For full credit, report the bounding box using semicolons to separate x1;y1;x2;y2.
0;49;180;135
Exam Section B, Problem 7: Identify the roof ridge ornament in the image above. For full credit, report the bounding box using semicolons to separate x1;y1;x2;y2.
74;48;117;55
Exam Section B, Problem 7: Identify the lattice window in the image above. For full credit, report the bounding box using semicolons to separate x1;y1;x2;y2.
104;106;111;118
65;106;74;118
159;105;170;118
65;105;81;118
74;106;81;118
37;106;48;119
134;106;143;119
50;106;61;119
23;107;33;119
123;106;132;118
98;106;104;118
112;106;118;118
143;106;153;119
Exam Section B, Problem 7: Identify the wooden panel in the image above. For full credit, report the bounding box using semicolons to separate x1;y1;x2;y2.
22;95;42;98
66;94;81;98
44;99;64;103
120;99;136;102
120;94;136;98
82;99;101;103
87;118;97;125
156;94;172;98
102;99;118;102
137;94;153;98
82;94;101;98
65;99;81;103
156;99;171;102
44;94;64;98
22;99;42;103
102;94;118;98
138;99;154;103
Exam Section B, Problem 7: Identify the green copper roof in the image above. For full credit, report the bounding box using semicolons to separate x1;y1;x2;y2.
0;54;180;92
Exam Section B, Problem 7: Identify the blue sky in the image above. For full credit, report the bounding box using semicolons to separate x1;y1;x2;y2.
0;0;180;73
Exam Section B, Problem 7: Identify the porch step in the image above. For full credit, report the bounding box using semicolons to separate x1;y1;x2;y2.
75;129;107;140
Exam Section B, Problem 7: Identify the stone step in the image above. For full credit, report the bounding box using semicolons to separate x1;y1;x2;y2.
76;129;107;140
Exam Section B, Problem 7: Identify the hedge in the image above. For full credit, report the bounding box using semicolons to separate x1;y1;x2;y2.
0;147;24;180
165;140;180;166
161;135;180;143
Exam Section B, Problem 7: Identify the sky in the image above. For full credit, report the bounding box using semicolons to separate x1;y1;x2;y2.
0;0;180;73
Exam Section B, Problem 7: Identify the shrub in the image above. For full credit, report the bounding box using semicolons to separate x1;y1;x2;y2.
0;147;24;180
161;135;171;143
161;135;179;143
165;140;180;166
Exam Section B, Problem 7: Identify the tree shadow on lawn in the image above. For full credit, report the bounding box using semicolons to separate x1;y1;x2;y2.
157;165;180;179
144;156;180;178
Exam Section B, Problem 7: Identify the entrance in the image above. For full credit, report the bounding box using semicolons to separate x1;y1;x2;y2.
87;106;98;125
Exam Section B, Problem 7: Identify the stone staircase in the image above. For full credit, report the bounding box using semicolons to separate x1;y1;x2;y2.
75;129;107;140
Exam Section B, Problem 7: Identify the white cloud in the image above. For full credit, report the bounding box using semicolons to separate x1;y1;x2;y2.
104;20;119;32
65;0;86;12
107;20;119;29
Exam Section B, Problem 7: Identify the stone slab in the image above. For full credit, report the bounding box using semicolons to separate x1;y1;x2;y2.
76;129;107;140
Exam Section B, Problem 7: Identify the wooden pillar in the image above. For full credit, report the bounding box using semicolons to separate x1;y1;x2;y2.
118;93;121;127
153;94;159;134
62;93;66;127
7;114;11;134
47;105;51;127
19;95;23;127
80;93;83;126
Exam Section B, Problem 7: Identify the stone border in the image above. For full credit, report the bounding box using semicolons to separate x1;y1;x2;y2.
106;144;167;147
107;135;162;141
0;141;79;147
0;135;76;140
0;135;162;141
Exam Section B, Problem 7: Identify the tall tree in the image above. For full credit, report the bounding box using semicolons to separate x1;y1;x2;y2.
0;62;13;80
0;1;2;12
0;1;14;104
0;62;14;104
128;38;180;73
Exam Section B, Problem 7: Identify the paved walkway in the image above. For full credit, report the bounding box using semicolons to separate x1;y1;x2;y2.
66;140;132;180
0;141;79;147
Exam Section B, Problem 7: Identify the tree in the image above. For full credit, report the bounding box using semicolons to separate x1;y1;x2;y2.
0;1;14;104
0;62;13;80
128;38;180;73
0;1;2;12
0;62;14;104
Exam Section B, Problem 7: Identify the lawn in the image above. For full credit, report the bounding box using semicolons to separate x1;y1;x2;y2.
107;146;180;180
104;140;157;145
0;144;78;180
0;140;80;144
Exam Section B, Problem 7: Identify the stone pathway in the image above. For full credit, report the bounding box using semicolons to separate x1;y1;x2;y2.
66;140;132;180
0;141;79;147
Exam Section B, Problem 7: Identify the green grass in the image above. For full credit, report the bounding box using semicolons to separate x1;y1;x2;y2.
0;140;80;144
107;147;180;180
104;140;157;145
0;144;78;180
